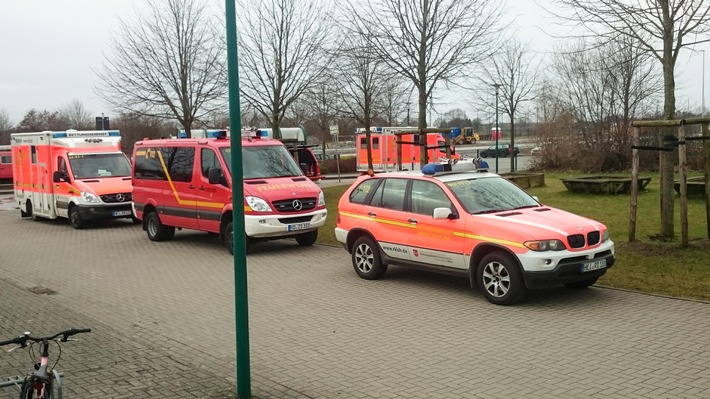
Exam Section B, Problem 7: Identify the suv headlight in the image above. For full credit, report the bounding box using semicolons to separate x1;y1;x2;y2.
81;191;101;204
246;196;272;212
318;191;325;207
601;229;610;242
524;239;566;251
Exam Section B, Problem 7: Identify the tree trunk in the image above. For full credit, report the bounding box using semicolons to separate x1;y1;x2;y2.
660;41;676;239
418;84;428;167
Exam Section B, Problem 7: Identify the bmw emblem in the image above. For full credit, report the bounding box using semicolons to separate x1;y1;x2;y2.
292;199;303;211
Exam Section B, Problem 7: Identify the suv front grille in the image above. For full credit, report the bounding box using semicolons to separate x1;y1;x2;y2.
567;234;585;248
272;198;316;212
101;193;132;203
587;231;600;245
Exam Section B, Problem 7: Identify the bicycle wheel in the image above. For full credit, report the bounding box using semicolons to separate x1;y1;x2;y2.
19;378;34;399
51;370;63;399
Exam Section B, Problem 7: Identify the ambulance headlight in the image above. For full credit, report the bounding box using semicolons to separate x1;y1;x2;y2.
246;196;272;212
81;192;101;204
318;191;325;207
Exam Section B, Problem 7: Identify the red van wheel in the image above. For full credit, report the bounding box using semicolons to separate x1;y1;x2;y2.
146;211;174;241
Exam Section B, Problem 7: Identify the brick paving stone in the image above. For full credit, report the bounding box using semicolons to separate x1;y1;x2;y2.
0;205;709;398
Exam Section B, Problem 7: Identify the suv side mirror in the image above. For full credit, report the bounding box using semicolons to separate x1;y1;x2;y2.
433;207;456;220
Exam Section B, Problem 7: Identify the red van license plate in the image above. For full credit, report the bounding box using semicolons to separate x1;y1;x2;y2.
581;259;606;273
288;223;310;231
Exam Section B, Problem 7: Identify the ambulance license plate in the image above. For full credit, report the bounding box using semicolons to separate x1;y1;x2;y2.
112;210;132;217
581;259;606;273
288;223;310;231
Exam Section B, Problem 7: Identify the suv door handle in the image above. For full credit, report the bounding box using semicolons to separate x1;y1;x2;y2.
368;212;376;217
198;186;205;191
188;185;195;189
408;218;417;224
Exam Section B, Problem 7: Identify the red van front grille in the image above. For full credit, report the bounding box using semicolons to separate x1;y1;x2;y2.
272;198;316;212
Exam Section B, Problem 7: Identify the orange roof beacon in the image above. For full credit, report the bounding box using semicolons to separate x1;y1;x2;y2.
335;160;615;305
131;129;327;254
11;130;134;229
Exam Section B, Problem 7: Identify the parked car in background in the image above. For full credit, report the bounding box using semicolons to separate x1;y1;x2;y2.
479;143;520;158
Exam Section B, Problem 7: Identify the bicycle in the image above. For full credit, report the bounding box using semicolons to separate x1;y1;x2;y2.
0;328;91;399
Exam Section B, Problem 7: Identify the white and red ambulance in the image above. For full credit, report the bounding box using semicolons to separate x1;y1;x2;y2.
11;130;134;229
355;127;460;172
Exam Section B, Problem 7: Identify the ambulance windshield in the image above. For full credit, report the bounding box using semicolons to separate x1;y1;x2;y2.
220;145;303;179
69;153;132;179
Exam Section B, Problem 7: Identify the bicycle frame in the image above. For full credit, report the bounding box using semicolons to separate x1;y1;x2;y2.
21;340;62;399
1;328;89;399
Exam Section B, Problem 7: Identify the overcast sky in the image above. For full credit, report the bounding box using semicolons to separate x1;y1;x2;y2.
0;0;708;125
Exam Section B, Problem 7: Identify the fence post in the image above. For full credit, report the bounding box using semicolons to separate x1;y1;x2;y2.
678;125;688;247
629;127;639;242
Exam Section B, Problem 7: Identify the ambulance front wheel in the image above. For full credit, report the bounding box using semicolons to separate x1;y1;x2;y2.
69;206;84;229
146;211;175;241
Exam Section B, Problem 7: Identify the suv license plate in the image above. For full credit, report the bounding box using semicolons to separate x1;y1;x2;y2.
112;210;132;217
581;259;606;273
288;223;310;232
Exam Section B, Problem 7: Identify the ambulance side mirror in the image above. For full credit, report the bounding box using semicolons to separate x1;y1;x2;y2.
53;171;67;183
208;168;227;186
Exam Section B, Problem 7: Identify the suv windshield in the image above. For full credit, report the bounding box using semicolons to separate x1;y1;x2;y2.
445;176;539;214
69;153;132;179
220;145;304;179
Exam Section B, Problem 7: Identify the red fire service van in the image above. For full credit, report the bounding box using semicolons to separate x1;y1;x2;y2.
11;130;134;228
0;145;12;181
131;129;327;254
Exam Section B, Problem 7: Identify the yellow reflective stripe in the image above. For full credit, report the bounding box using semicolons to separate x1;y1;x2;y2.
340;211;416;229
156;150;223;209
341;211;525;248
453;232;525;248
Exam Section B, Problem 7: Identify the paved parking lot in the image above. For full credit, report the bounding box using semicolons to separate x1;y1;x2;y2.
0;202;709;398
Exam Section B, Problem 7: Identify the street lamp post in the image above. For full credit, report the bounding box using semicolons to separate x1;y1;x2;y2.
492;83;501;173
701;50;705;116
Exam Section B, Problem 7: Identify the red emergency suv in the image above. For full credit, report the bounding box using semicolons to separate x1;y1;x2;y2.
335;161;615;305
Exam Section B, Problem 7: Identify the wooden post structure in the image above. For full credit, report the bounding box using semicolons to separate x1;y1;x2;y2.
704;123;710;238
629;127;640;242
678;125;688;247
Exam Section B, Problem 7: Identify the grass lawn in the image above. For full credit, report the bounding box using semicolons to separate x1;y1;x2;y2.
318;172;710;302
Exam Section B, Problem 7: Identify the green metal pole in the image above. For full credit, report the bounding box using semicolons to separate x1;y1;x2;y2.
225;1;251;397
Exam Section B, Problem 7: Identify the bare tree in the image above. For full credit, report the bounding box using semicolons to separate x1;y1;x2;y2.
237;0;331;139
58;100;94;130
535;37;660;171
0;109;11;131
377;79;411;126
552;0;710;238
301;79;339;155
476;41;539;171
342;0;503;165
0;109;12;145
332;33;392;171
95;0;227;138
15;109;69;132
